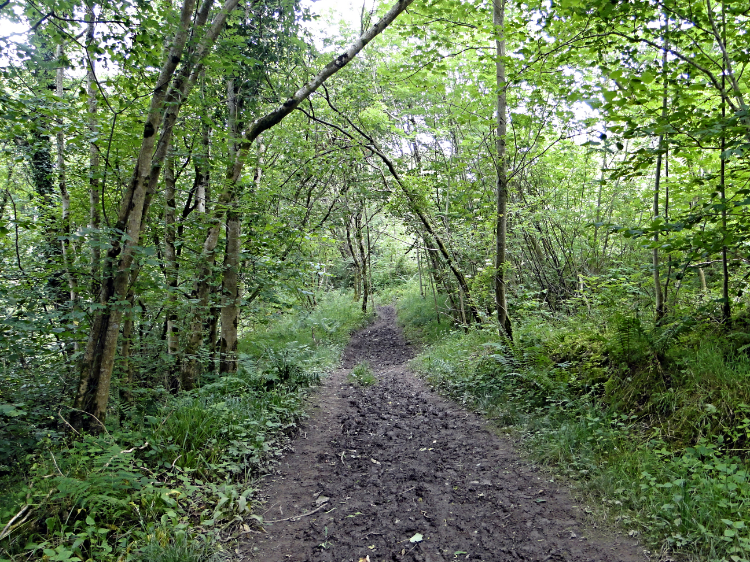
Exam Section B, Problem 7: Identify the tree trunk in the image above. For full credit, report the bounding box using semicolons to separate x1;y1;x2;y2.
355;213;369;313
196;72;210;213
365;206;375;311
206;304;220;373
346;221;361;300
86;5;101;297
219;209;240;374
493;0;512;339
181;225;221;389
71;0;238;431
164;153;180;389
653;24;668;323
56;43;77;307
120;294;135;405
720;7;731;324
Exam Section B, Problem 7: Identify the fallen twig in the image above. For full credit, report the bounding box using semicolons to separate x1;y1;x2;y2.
0;504;30;540
0;490;54;541
263;503;327;523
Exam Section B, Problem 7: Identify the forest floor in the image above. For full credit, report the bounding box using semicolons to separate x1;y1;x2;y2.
238;306;648;562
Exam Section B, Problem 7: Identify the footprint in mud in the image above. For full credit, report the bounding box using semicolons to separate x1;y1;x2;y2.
240;306;647;562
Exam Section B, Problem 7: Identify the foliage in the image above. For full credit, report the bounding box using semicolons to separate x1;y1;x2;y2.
2;0;750;558
137;531;228;562
0;293;367;561
391;283;454;345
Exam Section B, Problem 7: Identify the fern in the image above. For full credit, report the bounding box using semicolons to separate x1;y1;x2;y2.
612;314;644;357
650;316;696;355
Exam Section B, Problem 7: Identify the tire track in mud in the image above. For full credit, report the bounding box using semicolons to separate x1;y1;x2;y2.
240;306;646;562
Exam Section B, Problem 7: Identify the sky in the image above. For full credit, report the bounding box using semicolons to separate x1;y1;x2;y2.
0;0;361;51
301;0;374;48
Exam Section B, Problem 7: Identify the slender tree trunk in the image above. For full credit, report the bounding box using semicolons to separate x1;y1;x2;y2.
346;221;361;300
120;294;135;404
0;162;13;220
365;205;375;311
493;0;512;339
181;225;221;389
219;209;240;374
196;72;210;213
417;240;423;297
593;140;606;273
56;43;77;307
720;6;731;324
427;246;440;323
355;213;369;313
164;153;180;388
206;305;220;373
218;77;241;374
720;115;730;323
653;24;668;323
86;5;101;296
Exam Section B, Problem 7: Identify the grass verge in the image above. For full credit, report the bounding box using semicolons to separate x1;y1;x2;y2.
0;291;368;562
397;282;750;562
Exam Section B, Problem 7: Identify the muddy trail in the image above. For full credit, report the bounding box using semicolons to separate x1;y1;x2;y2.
240;307;646;562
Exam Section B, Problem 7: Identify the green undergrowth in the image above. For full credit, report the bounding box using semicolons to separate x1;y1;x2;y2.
378;282;453;345
0;291;368;562
398;283;750;561
348;362;377;387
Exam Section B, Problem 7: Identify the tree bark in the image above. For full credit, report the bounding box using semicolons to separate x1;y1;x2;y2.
56;42;77;307
120;294;135;405
493;0;512;339
86;5;101;296
164;153;180;388
355;212;369;313
180;225;221;389
719;5;730;324
219;209;240;374
653;22;668;323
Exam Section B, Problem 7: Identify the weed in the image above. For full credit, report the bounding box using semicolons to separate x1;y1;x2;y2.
137;532;228;562
348;362;377;387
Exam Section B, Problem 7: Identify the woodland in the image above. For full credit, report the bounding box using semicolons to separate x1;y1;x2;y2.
0;0;750;559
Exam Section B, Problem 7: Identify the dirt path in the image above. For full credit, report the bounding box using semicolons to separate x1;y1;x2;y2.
240;306;647;562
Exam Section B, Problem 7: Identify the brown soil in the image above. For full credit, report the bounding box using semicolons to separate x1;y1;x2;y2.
239;306;647;562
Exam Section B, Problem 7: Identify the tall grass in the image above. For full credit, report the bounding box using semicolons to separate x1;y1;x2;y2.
387;282;453;345
240;290;371;371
